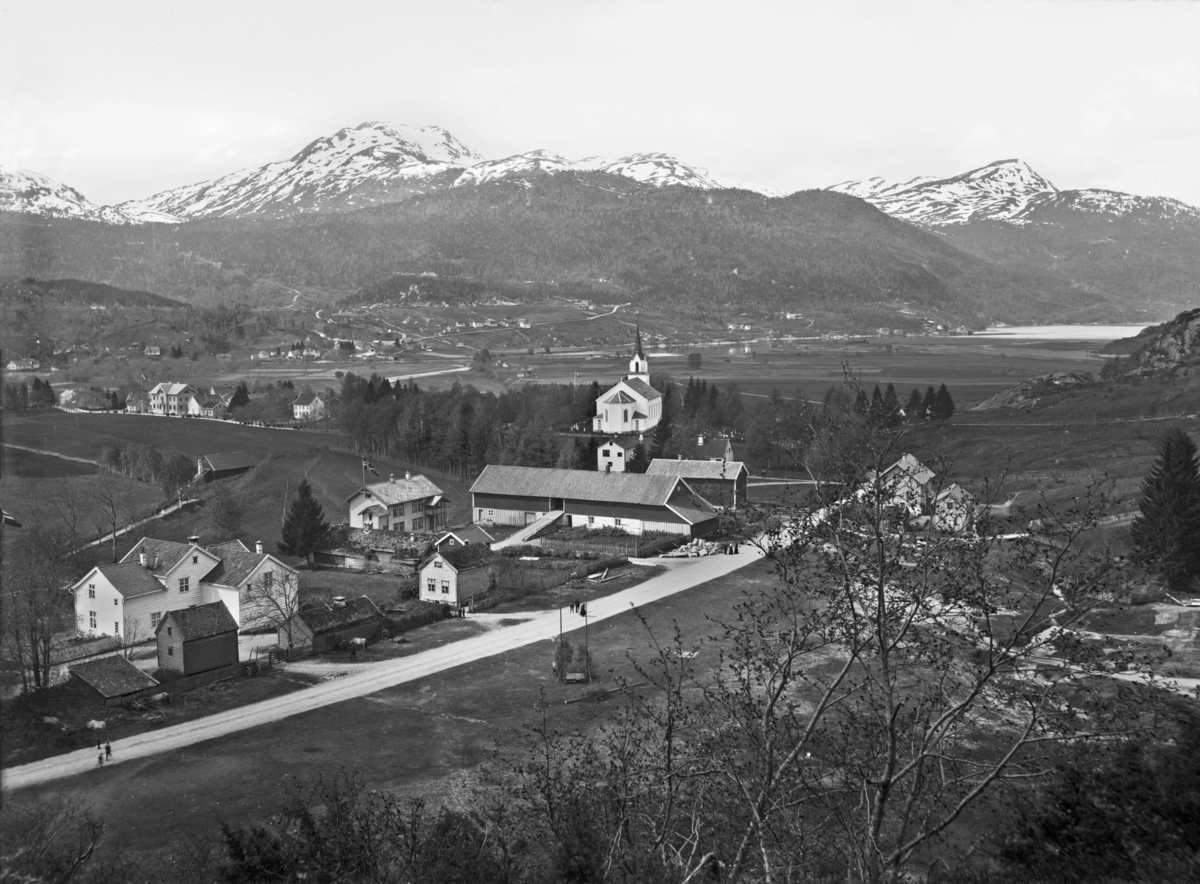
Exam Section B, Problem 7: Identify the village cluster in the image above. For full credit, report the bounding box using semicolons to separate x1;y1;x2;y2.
56;331;975;707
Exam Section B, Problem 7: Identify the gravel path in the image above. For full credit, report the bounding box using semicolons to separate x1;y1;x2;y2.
3;546;763;792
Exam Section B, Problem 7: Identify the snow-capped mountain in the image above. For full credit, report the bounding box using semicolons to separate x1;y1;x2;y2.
828;159;1200;226
0;167;178;224
119;122;483;220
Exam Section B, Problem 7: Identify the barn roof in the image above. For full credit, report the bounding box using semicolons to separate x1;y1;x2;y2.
647;459;748;481
70;655;159;698
471;465;683;506
296;596;383;635
201;450;264;473
163;601;238;640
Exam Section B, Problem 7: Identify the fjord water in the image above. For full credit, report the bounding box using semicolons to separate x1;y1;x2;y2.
971;325;1150;341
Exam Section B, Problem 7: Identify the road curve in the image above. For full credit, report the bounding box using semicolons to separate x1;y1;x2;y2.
3;545;762;792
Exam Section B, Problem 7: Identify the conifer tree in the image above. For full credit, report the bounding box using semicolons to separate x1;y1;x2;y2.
868;385;884;425
934;383;955;420
279;479;332;562
921;385;938;420
1132;429;1200;591
882;383;901;428
229;383;250;410
905;388;924;422
625;443;649;474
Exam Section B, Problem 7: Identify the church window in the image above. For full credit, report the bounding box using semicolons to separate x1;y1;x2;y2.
623;409;628;422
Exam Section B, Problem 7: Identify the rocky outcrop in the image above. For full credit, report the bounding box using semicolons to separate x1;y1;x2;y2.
1101;309;1200;380
970;372;1094;411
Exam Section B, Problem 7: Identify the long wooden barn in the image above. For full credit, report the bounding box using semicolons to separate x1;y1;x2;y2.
469;465;720;539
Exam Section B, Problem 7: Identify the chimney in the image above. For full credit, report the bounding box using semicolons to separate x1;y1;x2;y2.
188;535;200;545
147;554;158;570
405;470;412;480
139;551;147;568
196;457;204;476
255;540;264;554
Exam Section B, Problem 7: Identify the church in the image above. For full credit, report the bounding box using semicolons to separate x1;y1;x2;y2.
592;328;663;435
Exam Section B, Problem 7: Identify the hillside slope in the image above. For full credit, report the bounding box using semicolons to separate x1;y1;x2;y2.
1;174;1131;327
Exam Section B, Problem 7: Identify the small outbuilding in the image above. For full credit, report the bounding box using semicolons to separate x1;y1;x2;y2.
156;602;240;676
282;596;385;655
418;545;497;608
69;655;159;704
195;450;264;482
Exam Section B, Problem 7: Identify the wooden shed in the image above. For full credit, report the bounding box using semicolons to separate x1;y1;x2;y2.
156;601;239;676
418;545;497;608
69;655;159;704
282;596;384;655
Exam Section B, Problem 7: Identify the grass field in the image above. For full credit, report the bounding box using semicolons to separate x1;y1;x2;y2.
17;557;782;861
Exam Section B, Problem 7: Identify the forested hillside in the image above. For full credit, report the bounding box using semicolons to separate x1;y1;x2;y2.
1;173;1128;326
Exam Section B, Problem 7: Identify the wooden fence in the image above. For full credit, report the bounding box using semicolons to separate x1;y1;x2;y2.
536;534;681;559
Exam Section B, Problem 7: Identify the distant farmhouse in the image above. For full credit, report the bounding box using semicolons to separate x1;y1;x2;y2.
597;436;641;472
347;472;447;534
195;450;263;482
470;465;719;539
6;357;37;371
592;328;662;435
292;391;327;421
71;536;298;641
418;544;497;608
147;382;199;416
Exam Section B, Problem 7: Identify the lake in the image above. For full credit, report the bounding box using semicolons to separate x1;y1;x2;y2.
969;325;1150;341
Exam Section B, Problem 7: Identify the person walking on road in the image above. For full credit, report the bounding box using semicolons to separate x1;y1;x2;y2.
105;741;112;760
96;752;104;769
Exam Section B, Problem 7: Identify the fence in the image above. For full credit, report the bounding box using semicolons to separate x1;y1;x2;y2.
537;534;681;559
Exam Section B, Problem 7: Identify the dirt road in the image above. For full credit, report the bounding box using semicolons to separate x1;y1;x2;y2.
3;546;762;792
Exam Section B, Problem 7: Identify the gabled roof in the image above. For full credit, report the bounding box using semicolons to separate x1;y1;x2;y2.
162;601;238;640
647;459;748;481
149;382;193;396
880;454;935;486
70;655;158;698
666;504;719;525
89;561;165;598
935;483;974;503
205;546;282;588
295;596;383;634
678;437;736;461
620;376;662;401
471;465;685;507
347;474;444;506
208;539;250;554
601;436;641;451
437;524;495;546
293;391;319;406
199;399;223;409
200;450;264;473
121;538;215;579
434;543;496;572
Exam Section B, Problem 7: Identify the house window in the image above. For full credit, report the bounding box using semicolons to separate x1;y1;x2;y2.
151;612;161;629
89;611;97;630
623;409;629;422
615;518;622;526
192;555;198;564
427;579;436;595
434;559;442;568
88;584;95;598
392;505;402;518
114;621;120;634
413;518;424;531
167;646;173;656
413;500;424;513
263;572;273;588
487;509;494;518
167;626;172;636
114;598;118;605
441;581;450;594
616;451;623;458
602;450;610;458
179;576;190;593
588;515;595;525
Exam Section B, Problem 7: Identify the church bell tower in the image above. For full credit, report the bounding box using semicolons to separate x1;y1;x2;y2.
628;325;649;380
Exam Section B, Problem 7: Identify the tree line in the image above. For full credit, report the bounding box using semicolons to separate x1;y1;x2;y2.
2;376;57;410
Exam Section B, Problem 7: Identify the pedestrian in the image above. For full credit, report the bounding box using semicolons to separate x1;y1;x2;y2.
350;646;357;662
97;752;104;768
105;741;112;760
97;738;102;752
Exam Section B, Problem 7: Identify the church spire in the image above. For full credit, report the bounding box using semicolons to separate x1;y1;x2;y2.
628;323;649;379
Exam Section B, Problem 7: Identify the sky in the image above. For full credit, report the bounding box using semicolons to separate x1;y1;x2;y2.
2;0;1198;206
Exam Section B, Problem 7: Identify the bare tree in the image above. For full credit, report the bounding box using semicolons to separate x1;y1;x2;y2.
89;472;132;563
3;528;80;692
49;478;89;546
242;569;302;652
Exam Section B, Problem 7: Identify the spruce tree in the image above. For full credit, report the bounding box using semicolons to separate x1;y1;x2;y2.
921;385;938;420
625;443;649;474
882;383;901;428
280;479;332;561
229;383;250;410
1132;429;1200;592
905;388;924;422
934;384;955;420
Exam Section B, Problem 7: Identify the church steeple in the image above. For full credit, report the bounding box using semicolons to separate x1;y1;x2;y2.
628;324;649;379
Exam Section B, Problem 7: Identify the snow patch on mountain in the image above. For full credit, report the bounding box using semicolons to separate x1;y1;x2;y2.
827;159;1200;227
0;167;178;224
